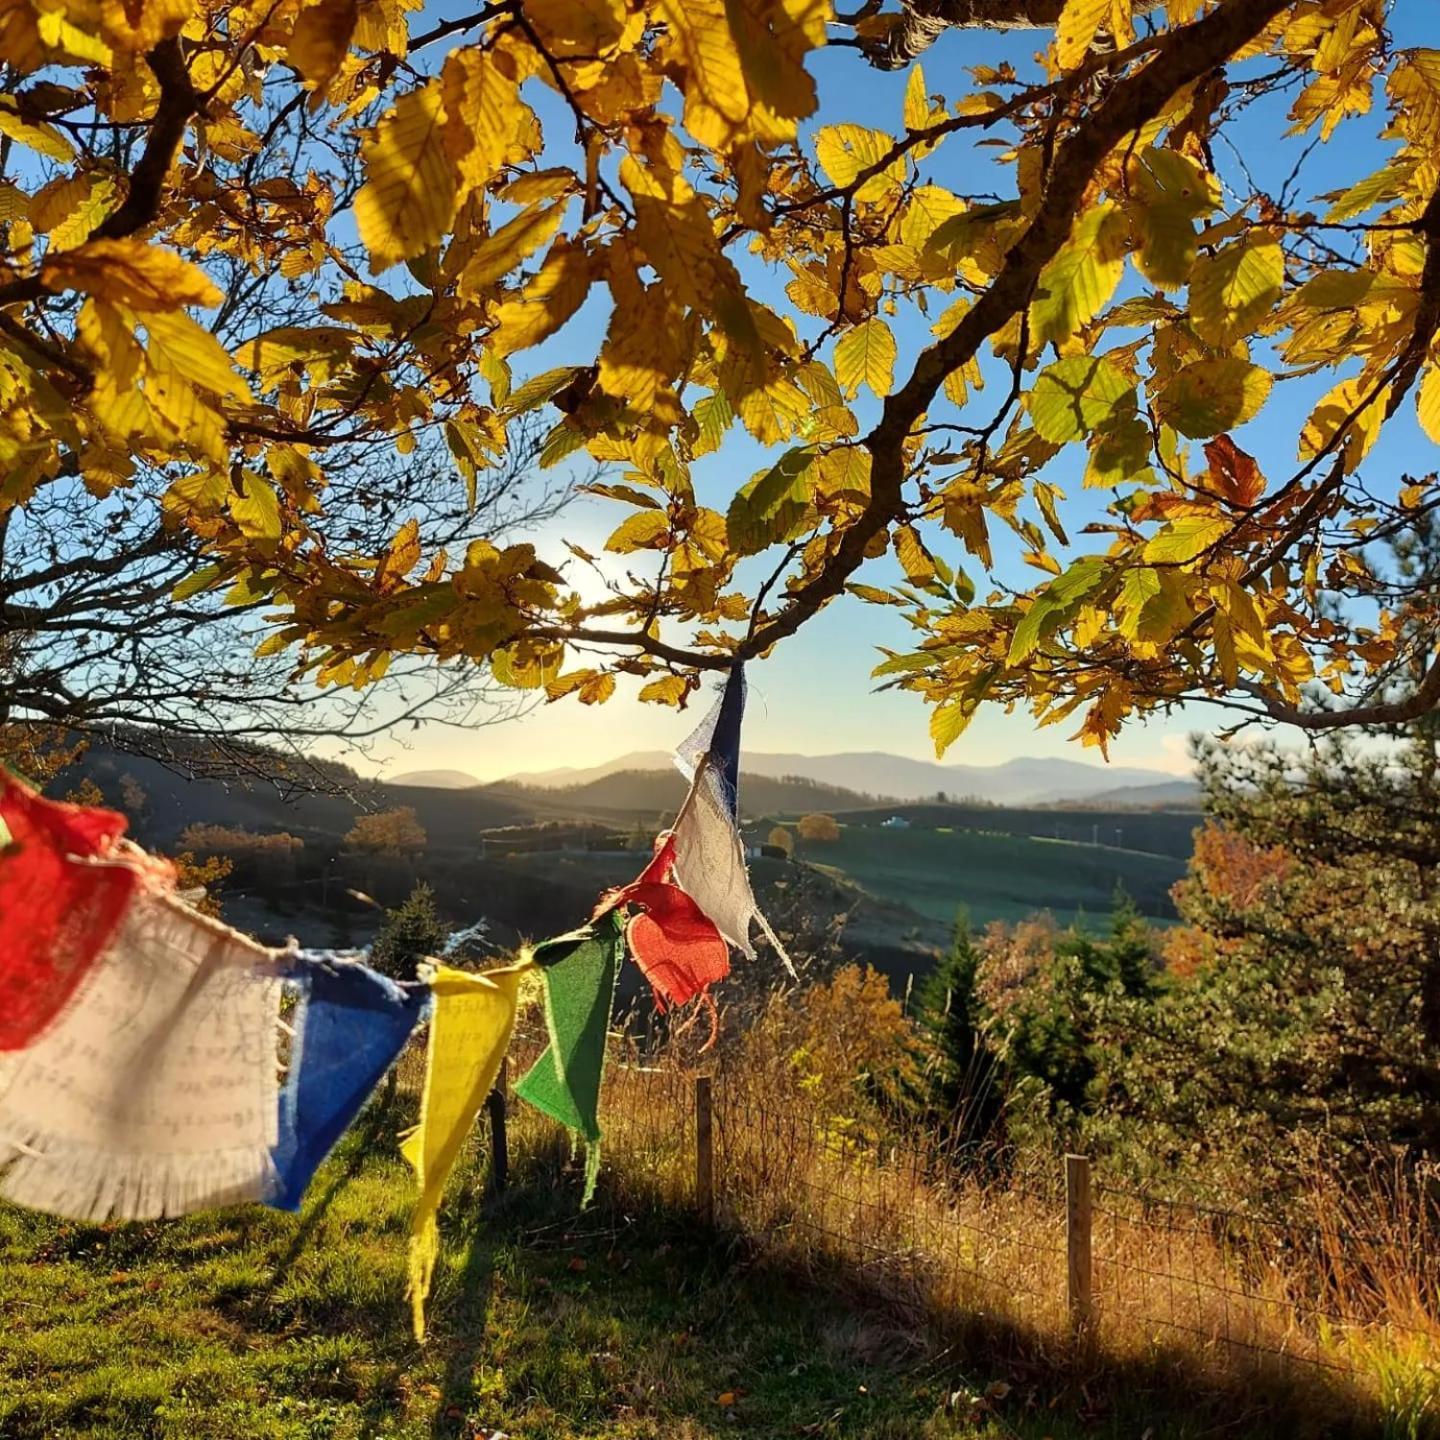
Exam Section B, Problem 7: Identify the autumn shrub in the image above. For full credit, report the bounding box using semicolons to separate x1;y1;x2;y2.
179;822;305;887
344;807;427;855
797;813;841;842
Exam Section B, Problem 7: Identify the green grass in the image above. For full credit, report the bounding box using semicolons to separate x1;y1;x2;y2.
0;1101;1018;1440
0;1095;1308;1440
785;823;1185;928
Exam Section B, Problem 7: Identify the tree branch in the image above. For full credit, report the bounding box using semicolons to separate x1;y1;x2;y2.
1241;658;1440;731
739;0;1293;663
859;0;1164;70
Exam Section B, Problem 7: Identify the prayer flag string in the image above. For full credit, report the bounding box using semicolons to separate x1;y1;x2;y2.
0;660;791;1337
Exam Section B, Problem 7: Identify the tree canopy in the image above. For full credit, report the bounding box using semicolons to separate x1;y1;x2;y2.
1;0;1437;753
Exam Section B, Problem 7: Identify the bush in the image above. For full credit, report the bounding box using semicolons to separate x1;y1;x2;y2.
344;807;426;855
797;813;840;842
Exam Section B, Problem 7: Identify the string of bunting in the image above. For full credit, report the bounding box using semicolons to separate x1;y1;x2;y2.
0;666;786;1339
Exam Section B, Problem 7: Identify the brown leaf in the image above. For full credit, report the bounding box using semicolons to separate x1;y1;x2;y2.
1203;434;1264;510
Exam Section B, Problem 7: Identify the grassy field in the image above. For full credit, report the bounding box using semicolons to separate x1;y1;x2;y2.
782;822;1186;928
3;1053;1432;1439
0;1095;1148;1440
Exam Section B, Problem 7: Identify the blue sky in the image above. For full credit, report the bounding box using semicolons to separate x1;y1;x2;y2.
343;8;1435;782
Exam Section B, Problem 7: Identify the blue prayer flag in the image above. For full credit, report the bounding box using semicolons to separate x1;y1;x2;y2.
269;958;428;1212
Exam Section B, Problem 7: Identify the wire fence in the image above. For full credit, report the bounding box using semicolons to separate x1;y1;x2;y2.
491;1041;1439;1385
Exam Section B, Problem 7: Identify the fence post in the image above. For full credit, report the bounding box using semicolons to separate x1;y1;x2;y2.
695;1074;714;1225
487;1057;509;1193
1065;1153;1093;1337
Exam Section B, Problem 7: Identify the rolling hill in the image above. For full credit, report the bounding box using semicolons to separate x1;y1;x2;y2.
491;749;1187;806
487;767;873;818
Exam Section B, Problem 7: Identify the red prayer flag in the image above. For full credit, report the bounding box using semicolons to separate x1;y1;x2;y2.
0;772;140;1050
600;836;730;1010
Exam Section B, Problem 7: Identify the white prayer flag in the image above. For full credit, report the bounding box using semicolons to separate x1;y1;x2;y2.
0;885;283;1221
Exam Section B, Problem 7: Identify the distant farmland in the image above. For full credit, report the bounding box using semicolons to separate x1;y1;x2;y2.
774;822;1188;929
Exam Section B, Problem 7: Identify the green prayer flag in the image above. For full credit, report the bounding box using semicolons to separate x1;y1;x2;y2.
515;910;623;1204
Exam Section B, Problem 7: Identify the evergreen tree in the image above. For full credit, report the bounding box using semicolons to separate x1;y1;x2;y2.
370;881;448;983
983;889;1158;1138
1090;734;1440;1207
913;911;1006;1157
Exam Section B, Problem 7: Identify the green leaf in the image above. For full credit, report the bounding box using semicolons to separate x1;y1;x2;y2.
1143;514;1231;565
1028;356;1133;444
1029;203;1126;346
1126;148;1218;291
1118;566;1193;641
726;447;815;554
1085;409;1154;488
1189;235;1284;346
1155;358;1272;439
1007;556;1106;664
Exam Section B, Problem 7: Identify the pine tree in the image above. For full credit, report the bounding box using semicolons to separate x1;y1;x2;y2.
913;911;1006;1157
369;882;448;983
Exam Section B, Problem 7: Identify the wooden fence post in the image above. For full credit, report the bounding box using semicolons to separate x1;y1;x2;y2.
487;1057;509;1193
695;1074;714;1225
1066;1153;1093;1336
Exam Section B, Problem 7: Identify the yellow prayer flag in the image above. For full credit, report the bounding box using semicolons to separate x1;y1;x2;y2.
402;958;530;1341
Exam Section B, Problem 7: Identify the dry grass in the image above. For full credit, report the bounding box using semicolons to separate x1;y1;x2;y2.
538;1014;1440;1438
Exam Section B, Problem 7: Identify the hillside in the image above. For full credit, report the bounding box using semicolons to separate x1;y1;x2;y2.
772;821;1186;929
487;766;872;819
498;749;1185;806
830;802;1201;861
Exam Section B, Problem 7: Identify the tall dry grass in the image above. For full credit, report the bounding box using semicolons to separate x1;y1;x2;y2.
486;976;1440;1435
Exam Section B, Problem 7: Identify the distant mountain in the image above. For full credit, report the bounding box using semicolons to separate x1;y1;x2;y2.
389;768;482;789
502;750;1186;807
1078;780;1202;810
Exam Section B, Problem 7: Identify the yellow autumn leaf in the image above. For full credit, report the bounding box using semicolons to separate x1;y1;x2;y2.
42;239;224;310
1299;377;1390;475
930;697;974;758
638;673;690;705
489;240;594;357
834;318;896;399
229;472;283;542
458;200;570;297
146;369;228;462
655;0;747;128
1055;0;1110;68
355;82;457;274
578;671;616;705
0;95;73;162
441;47;531;199
894;524;934;583
1417;367;1440;445
288;0;358;91
903;63;930;131
1189;233;1285;346
145;309;248;398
